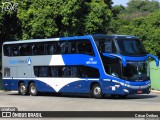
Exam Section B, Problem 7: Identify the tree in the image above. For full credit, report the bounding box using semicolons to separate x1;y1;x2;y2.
84;0;112;34
0;0;21;43
113;10;160;55
112;5;125;18
126;0;160;13
16;0;112;39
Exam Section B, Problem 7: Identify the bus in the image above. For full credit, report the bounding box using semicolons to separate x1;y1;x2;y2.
2;35;159;98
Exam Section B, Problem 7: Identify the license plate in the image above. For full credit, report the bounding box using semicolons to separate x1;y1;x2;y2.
137;90;142;94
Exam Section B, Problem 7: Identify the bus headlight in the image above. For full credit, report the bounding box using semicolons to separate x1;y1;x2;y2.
123;89;129;93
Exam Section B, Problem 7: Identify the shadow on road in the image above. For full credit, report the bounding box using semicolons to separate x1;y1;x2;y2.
6;91;158;100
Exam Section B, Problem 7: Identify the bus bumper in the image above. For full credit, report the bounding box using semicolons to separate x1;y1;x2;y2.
102;80;151;95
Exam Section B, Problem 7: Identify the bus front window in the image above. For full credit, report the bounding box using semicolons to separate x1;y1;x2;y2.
115;39;146;56
122;61;150;81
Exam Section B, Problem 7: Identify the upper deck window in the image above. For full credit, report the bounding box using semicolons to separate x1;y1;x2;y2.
11;45;19;56
3;45;11;56
78;41;94;55
115;39;146;56
94;38;116;53
33;44;45;55
20;44;31;56
3;39;95;56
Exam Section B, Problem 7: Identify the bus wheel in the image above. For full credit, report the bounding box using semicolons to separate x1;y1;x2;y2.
92;84;103;99
29;82;38;96
18;82;28;95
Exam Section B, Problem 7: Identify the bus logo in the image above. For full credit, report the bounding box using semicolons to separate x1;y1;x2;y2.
86;58;97;64
27;57;32;65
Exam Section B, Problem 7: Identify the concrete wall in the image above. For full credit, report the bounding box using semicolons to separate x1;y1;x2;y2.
150;61;160;90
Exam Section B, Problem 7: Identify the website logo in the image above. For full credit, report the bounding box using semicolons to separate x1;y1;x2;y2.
2;1;18;12
9;57;32;65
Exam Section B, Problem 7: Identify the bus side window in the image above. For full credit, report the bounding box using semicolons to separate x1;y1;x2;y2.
51;67;58;77
70;67;77;77
47;42;58;55
85;66;100;78
11;45;19;56
99;41;105;53
4;68;10;77
34;66;39;77
39;67;48;77
70;41;77;54
3;45;11;56
79;66;86;78
105;40;112;53
61;42;69;54
33;44;45;55
20;44;31;56
62;66;69;77
78;40;94;56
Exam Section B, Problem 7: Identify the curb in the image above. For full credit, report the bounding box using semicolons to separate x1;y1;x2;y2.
151;90;160;94
0;90;18;93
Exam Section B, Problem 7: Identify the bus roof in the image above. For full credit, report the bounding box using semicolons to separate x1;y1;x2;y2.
92;34;138;39
3;34;138;45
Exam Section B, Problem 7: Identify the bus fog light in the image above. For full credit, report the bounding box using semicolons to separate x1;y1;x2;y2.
123;89;129;93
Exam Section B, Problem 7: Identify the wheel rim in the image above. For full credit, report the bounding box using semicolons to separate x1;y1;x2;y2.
30;84;36;94
20;84;26;94
93;86;101;96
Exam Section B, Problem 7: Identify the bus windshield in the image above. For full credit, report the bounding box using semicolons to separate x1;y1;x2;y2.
122;61;150;81
115;39;146;56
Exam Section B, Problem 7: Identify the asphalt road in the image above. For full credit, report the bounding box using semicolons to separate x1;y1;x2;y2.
0;91;160;111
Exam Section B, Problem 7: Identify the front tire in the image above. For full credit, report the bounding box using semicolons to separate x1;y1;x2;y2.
91;84;103;99
18;82;28;95
29;82;38;96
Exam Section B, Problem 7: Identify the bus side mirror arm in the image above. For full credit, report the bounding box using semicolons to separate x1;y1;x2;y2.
102;53;127;67
147;54;159;67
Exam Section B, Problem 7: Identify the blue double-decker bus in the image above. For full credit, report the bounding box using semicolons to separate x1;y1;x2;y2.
2;35;159;98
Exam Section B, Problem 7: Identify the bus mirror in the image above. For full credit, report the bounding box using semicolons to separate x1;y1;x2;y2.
102;53;127;67
147;54;159;67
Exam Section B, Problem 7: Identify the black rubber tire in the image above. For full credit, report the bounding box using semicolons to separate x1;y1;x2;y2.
18;82;28;95
91;84;103;99
29;82;38;96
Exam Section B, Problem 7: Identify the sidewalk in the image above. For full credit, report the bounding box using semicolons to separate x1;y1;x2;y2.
151;90;160;94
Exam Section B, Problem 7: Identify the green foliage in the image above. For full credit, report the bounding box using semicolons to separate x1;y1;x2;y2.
0;0;112;40
112;5;125;18
16;0;112;39
85;0;112;34
0;0;21;42
126;0;160;13
114;9;160;55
